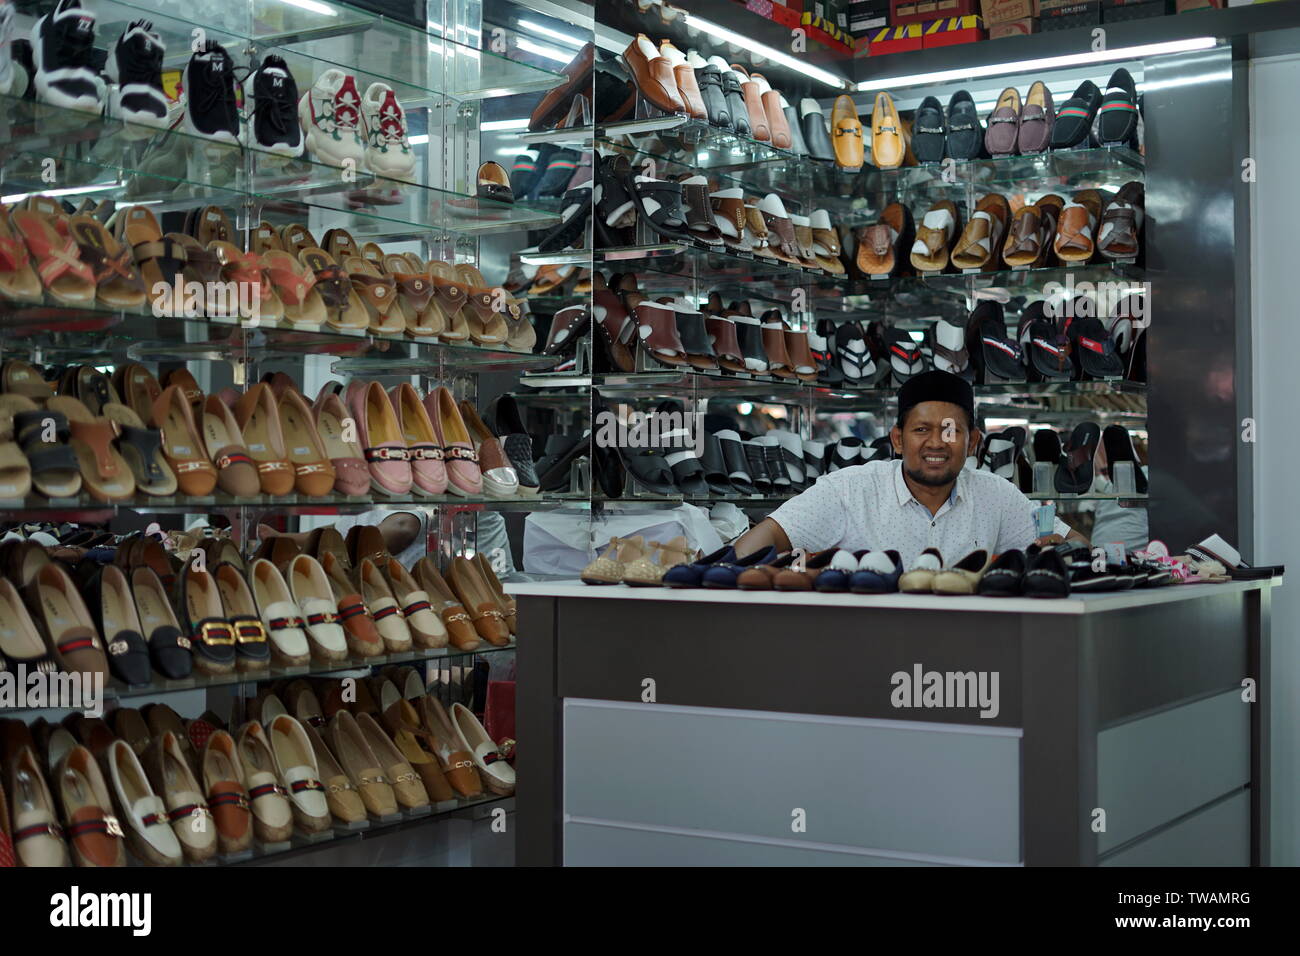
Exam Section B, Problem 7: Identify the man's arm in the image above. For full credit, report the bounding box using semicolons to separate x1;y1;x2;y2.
734;517;792;558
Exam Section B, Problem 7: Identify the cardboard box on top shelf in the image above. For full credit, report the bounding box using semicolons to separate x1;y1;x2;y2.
890;0;977;25
921;14;988;45
989;15;1038;34
743;0;804;28
1039;0;1102;28
1102;0;1172;20
868;21;925;51
980;0;1037;23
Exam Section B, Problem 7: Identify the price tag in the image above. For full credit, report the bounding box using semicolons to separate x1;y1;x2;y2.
1104;542;1126;567
1033;504;1056;537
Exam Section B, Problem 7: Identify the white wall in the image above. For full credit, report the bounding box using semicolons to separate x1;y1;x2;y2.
1249;53;1300;867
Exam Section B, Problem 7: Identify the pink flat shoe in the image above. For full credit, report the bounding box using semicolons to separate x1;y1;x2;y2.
312;389;369;496
350;380;412;495
424;386;482;496
388;383;448;496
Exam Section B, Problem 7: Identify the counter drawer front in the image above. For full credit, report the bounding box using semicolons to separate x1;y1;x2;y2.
1099;791;1249;866
563;699;1022;862
564;820;962;867
1096;688;1249;853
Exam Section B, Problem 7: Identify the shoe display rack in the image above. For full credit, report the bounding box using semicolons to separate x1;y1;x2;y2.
0;0;599;868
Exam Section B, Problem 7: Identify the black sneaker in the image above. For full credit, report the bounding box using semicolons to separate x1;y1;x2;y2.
32;0;103;113
244;55;302;157
184;40;239;144
107;20;166;130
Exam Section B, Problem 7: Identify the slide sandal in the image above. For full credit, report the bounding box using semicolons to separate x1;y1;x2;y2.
2;358;54;400
11;204;96;305
1019;301;1072;381
297;247;362;332
115;205;186;308
616;445;677;496
0;206;44;304
1054;422;1101;494
344;255;401;335
210;240;283;325
1097;181;1144;261
1054;189;1103;264
47;396;136;502
102;402;177;497
261;251;327;331
1100;424;1148;494
14;404;81;498
0;441;31;499
980;426;1026;480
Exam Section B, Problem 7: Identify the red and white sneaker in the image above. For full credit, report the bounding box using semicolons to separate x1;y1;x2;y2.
297;68;365;169
361;82;416;182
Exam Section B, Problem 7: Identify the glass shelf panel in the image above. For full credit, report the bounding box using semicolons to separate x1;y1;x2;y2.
0;494;586;519
597;242;844;290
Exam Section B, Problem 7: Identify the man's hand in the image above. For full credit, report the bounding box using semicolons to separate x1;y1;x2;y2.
1034;534;1065;547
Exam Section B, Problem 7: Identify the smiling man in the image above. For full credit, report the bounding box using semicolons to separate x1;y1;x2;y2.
735;370;1086;564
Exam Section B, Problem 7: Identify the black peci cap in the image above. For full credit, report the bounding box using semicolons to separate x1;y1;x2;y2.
896;369;976;430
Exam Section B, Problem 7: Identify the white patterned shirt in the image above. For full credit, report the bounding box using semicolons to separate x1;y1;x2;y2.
769;459;1072;567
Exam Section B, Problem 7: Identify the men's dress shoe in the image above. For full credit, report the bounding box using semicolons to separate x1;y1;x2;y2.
622;34;685;115
693;52;729;128
8;745;69;866
710;56;749;136
85;564;151;685
979;549;1027;596
328;710;398;816
355;557;414;652
141;731;217;862
899;547;944;593
701;546;778;588
56;744;126;867
933;550;992;595
781;95;809;156
985;87;1023;158
357;712;428;809
945;89;985;160
268;715;331;833
529;41;594;131
800;98;835;162
751;73;790;149
24;562;109;681
911;95;946;164
1093;68;1140;148
248;558;312;666
830;94;864;170
177;564;238;675
1052;79;1102;149
1018;80;1054;154
850;550;905;594
287;555;350;661
201;730;253;853
382;556;448;648
658;41;705;120
234;722;294;842
731;64;769;141
451;702;515;796
870;92;905;169
103;739;184;866
214;562;272;671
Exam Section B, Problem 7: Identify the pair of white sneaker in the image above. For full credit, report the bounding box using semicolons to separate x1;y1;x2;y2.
299;69;416;181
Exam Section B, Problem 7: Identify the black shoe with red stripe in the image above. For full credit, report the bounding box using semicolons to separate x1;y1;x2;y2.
969;301;1023;383
1092;68;1139;149
884;325;926;385
1051;79;1101;150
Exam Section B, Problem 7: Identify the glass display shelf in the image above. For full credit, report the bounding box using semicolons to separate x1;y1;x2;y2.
94;0;564;103
596;241;845;290
853;261;1145;302
520;126;595;148
520;250;593;267
594;493;799;508
221;794;513;867
0;638;517;716
0;494;585;520
599;115;799;174
0;303;559;371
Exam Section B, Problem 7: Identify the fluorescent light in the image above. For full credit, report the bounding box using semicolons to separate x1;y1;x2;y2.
2;182;120;203
516;37;573;63
482;118;529;131
277;0;339;17
683;13;845;89
518;19;586;48
408;133;429;145
860;37;1215;90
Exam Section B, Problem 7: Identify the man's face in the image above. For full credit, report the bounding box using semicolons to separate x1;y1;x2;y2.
891;401;980;488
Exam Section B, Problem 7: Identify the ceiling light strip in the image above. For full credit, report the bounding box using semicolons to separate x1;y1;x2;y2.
859;36;1216;90
681;14;848;89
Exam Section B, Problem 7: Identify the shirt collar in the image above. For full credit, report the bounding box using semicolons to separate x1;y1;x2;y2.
893;459;968;509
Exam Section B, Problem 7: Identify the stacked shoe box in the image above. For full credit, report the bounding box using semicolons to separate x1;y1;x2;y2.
1101;0;1173;20
981;0;1038;36
1039;0;1102;30
848;0;892;33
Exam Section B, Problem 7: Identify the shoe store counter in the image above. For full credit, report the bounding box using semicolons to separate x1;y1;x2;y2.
511;578;1280;867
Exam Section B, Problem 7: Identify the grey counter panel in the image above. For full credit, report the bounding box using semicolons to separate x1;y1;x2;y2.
1100;791;1251;867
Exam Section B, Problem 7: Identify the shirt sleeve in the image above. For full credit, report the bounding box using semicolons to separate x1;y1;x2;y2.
992;479;1071;552
768;473;849;552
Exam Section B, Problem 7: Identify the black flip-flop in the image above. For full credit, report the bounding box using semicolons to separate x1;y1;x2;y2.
884;326;925;384
835;321;872;384
912;95;946;164
945;89;984;160
1101;424;1148;494
1020;300;1073;381
1070;316;1125;380
969;301;1022;382
1054;422;1101;494
1051;80;1102;149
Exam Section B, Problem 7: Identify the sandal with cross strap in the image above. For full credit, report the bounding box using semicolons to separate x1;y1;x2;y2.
114;205;185;313
0;206;44;304
11;202;96;306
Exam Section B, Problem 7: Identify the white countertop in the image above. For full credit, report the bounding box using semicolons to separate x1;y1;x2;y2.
504;577;1282;616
